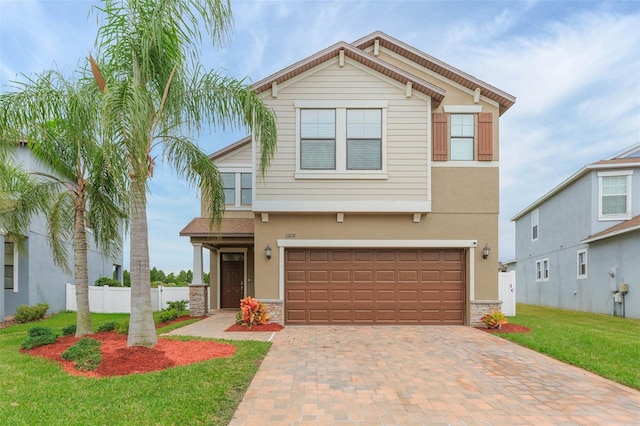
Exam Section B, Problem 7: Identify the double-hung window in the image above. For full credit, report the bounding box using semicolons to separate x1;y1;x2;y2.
536;258;549;282
531;209;539;241
221;172;252;208
4;241;17;292
300;109;336;170
296;102;386;177
577;249;587;279
598;171;632;220
450;114;474;160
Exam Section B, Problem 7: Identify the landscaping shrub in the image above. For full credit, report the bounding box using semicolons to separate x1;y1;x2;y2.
94;277;122;287
166;300;188;313
481;311;508;329
239;297;269;329
62;324;77;336
14;303;49;323
115;320;129;334
158;309;180;323
21;327;57;349
62;337;102;371
97;321;117;332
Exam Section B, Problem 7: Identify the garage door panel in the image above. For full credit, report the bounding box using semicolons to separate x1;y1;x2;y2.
285;248;465;325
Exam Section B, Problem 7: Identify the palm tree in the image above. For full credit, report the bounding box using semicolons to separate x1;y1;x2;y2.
91;0;277;347
0;69;128;336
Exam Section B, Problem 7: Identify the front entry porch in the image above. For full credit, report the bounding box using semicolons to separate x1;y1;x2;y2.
180;217;255;315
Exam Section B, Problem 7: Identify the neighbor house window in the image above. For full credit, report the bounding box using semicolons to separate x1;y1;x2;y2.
536;258;549;282
300;109;336;170
450;114;474;160
531;209;539;241
577;249;587;279
221;171;252;208
4;241;17;291
598;171;632;220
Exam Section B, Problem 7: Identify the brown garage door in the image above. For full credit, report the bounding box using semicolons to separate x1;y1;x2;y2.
285;248;465;325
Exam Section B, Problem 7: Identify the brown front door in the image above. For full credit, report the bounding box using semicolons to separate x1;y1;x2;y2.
220;253;244;308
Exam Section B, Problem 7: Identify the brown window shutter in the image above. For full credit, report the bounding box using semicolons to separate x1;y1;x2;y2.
478;112;493;161
433;112;448;161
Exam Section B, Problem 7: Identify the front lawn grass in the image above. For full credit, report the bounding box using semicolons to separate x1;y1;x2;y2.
500;304;640;390
0;312;270;425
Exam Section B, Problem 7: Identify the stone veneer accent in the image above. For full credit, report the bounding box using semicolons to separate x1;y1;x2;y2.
470;300;503;326
260;300;284;325
189;285;209;316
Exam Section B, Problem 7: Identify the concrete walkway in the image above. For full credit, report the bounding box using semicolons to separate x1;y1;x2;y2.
229;325;640;425
163;310;275;342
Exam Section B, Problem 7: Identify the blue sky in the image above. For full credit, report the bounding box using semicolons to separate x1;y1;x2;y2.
1;0;639;273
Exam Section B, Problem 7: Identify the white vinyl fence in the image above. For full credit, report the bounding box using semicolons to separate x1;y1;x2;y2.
66;283;190;313
498;271;516;316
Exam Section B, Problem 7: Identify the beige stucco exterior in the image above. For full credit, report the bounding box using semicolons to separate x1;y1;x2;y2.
181;32;514;325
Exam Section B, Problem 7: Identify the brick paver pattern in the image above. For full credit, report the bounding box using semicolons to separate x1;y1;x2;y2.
229;326;640;425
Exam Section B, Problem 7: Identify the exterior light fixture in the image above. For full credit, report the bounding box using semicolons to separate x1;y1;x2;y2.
264;244;272;260
482;244;490;259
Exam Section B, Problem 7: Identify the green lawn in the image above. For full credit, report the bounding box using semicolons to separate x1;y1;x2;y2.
0;312;270;425
500;304;640;390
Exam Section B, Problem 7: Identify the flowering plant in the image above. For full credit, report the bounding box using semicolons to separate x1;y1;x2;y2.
480;311;508;329
239;297;269;329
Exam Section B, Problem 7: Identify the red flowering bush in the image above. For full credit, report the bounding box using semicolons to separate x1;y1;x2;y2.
239;297;269;329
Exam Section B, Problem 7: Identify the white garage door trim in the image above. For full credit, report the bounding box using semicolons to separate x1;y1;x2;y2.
276;239;478;302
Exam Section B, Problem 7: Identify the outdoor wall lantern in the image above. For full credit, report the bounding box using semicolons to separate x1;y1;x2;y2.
482;244;491;259
264;244;272;260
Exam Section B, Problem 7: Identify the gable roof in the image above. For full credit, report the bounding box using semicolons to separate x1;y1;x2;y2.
253;41;447;107
180;218;254;237
582;214;640;243
352;31;516;116
511;143;640;221
209;136;252;160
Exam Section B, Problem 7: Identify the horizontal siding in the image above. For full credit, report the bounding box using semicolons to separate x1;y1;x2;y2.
256;59;429;206
216;143;252;166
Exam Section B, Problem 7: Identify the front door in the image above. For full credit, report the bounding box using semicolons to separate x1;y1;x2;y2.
220;253;244;308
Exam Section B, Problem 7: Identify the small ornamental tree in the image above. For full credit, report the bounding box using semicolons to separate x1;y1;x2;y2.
239;297;269;329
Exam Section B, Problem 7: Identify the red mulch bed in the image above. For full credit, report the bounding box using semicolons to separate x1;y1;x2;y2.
475;323;531;333
21;316;235;378
225;323;284;332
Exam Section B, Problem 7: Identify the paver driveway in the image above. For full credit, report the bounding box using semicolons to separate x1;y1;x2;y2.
230;325;640;425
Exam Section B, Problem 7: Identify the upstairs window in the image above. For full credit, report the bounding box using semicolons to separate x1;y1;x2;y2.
531;209;539;241
296;102;387;177
598;171;632;220
221;172;252;208
346;109;382;170
450;114;474;160
300;109;336;170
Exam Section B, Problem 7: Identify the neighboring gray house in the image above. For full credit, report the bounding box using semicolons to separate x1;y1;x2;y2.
1;145;123;321
511;143;640;319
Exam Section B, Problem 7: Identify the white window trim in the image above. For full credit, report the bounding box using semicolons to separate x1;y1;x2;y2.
531;209;539;242
294;101;388;178
577;249;588;279
219;168;252;210
536;258;549;282
443;105;482;113
597;170;632;221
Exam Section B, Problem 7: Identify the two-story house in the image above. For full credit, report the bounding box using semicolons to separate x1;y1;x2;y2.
1;143;123;321
181;31;516;325
511;144;640;318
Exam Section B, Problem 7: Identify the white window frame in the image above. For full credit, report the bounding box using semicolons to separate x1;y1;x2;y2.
577;249;587;279
531;209;539;242
294;100;388;179
536;258;549;282
449;113;475;161
597;170;632;221
4;239;18;293
219;168;252;210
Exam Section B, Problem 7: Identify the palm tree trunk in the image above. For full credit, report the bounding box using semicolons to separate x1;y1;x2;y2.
74;195;93;337
127;178;157;347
